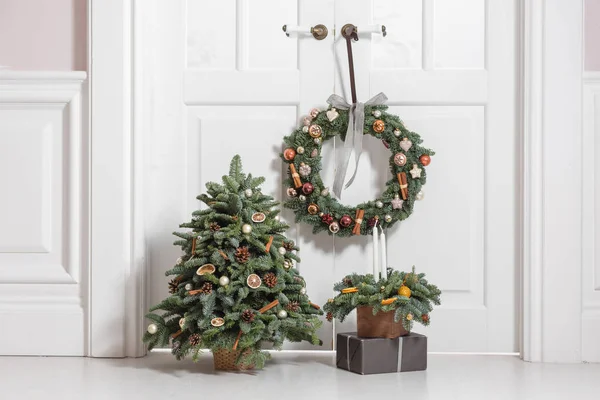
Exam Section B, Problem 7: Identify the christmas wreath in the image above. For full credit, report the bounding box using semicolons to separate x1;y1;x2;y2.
322;267;441;331
281;95;434;236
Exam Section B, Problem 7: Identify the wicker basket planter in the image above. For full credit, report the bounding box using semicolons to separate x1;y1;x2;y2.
212;348;255;371
356;306;409;339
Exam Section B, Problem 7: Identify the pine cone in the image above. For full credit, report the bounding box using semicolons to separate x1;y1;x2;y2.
283;241;295;252
235;246;250;263
286;301;300;312
200;282;213;295
189;333;201;346
342;277;353;286
326;312;334;322
263;272;278;288
241;309;255;323
209;222;221;232
168;277;181;294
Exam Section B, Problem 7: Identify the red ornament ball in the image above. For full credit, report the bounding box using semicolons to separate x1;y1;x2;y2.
339;215;352;227
302;182;314;195
283;148;296;161
419;154;431;166
321;213;334;225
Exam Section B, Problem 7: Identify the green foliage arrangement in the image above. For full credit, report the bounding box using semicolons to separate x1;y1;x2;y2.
143;156;323;369
281;103;434;237
323;267;441;331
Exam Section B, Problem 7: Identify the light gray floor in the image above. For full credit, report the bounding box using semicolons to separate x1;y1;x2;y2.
1;351;599;400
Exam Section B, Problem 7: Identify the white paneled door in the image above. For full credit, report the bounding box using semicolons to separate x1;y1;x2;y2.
143;0;518;353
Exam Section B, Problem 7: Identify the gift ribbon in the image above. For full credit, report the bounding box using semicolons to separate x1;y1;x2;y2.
327;92;388;199
397;336;404;372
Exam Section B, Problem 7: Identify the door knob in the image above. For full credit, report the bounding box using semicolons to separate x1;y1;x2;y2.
282;24;329;40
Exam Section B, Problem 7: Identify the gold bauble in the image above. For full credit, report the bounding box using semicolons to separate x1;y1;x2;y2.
372;119;385;133
398;285;412;298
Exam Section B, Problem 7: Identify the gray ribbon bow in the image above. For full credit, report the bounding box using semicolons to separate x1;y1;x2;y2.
327;92;388;199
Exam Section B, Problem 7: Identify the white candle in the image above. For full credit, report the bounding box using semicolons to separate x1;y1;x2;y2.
380;229;387;279
373;225;379;279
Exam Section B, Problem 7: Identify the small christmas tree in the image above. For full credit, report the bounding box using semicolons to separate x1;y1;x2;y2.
143;155;323;369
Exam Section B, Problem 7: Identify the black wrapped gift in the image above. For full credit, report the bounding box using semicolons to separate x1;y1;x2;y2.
336;332;427;375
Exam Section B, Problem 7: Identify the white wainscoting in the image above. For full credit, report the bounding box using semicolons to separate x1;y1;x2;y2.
0;71;87;355
583;71;600;362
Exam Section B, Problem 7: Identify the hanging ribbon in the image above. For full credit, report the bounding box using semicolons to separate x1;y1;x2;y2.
327;92;388;199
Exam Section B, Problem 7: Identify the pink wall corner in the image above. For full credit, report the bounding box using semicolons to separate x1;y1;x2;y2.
0;0;87;71
586;0;600;71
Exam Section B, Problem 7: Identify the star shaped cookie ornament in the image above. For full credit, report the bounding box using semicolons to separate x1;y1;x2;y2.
391;196;404;210
410;164;422;179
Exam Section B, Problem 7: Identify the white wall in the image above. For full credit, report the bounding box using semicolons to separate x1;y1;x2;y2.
0;0;87;70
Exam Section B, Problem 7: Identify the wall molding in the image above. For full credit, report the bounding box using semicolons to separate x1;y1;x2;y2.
0;71;87;356
521;0;584;362
89;0;146;358
582;71;600;362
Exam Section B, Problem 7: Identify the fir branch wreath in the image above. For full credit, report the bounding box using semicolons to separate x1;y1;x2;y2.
280;101;434;237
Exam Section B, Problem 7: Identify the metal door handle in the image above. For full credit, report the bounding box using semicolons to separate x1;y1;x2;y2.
341;23;387;38
282;24;329;40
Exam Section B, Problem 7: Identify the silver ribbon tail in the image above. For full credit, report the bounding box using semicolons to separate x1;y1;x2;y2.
327;92;388;199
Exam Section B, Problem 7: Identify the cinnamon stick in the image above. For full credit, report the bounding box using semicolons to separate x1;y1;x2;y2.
265;236;274;253
258;299;280;314
172;330;182;339
397;172;408;200
310;302;321;310
188;289;203;296
352;209;364;235
289;164;302;189
232;330;243;350
218;249;229;260
191;237;197;254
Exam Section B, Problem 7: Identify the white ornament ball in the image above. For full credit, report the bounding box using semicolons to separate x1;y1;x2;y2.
375;200;384;208
416;190;425;201
299;195;306;201
372;110;382;118
219;276;230;286
278;310;288;319
176;257;183;265
302;126;309;133
283;259;292;270
297;146;305;154
314;137;322;145
179;318;186;328
321;188;330;196
147;324;158;334
393;129;401;137
300;287;307;295
384;214;393;223
242;224;252;234
274;215;280;222
244;189;253;198
278;247;287;255
185;283;193;291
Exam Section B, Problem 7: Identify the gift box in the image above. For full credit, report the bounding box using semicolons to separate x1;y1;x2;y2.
336;332;427;374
